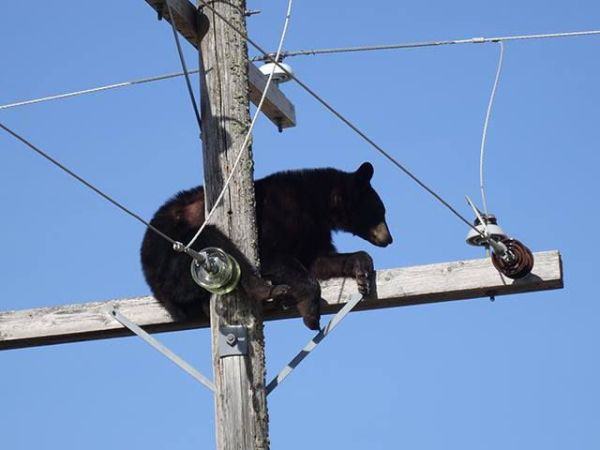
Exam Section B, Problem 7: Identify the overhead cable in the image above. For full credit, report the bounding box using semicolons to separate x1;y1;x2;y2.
0;122;178;247
165;0;202;130
0;70;199;111
479;41;505;215
251;29;600;61
3;30;597;112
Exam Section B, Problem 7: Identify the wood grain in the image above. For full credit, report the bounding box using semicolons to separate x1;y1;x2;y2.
0;251;563;351
198;0;270;447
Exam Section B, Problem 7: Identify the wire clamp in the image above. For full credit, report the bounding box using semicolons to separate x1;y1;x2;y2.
219;325;248;357
172;241;185;252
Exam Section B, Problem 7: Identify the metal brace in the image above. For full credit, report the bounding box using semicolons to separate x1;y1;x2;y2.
110;308;215;392
219;325;248;357
266;293;364;395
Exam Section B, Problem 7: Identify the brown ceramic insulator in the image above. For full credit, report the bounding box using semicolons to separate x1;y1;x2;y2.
491;239;535;279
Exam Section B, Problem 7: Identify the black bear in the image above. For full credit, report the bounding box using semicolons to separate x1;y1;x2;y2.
140;162;392;330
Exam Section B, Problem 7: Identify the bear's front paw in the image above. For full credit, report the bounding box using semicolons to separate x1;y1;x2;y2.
243;277;291;303
349;251;374;296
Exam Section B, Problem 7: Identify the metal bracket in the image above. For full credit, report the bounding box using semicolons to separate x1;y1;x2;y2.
219;325;248;357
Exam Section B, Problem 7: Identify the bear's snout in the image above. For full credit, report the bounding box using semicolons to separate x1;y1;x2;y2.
369;222;393;247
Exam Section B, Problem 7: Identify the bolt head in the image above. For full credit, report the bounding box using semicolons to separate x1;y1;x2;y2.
225;333;237;346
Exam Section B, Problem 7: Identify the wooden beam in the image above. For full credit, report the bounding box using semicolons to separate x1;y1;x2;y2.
146;0;200;45
0;251;563;351
144;0;296;129
247;62;296;130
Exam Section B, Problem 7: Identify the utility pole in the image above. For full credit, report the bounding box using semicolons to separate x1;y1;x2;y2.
198;1;269;449
0;2;566;449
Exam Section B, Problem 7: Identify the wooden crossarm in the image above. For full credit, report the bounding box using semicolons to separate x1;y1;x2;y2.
0;251;563;351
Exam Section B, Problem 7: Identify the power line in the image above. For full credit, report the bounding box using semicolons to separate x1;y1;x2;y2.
0;122;178;248
3;30;597;112
0;120;223;265
165;0;202;130
479;41;505;216
251;29;600;61
0;70;199;111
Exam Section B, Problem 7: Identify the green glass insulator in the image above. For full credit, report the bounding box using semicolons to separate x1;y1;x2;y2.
190;247;241;294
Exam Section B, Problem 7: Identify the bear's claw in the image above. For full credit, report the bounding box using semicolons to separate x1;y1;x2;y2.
355;271;373;296
349;251;375;296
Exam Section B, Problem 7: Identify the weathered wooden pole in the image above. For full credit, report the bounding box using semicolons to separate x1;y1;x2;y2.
198;1;269;449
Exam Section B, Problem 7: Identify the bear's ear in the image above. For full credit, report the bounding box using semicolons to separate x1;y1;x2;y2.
355;162;374;183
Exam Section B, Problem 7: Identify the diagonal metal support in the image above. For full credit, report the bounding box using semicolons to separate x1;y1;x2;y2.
266;294;364;395
110;308;215;392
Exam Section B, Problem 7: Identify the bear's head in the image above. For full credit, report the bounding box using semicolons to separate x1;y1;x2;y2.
342;162;393;247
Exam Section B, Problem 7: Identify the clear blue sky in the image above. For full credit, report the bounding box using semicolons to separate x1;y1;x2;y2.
1;1;599;449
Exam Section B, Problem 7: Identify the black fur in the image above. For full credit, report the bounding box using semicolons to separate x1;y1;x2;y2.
140;162;392;330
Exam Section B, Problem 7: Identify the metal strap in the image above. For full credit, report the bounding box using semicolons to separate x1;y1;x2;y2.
266;294;363;395
110;309;215;392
